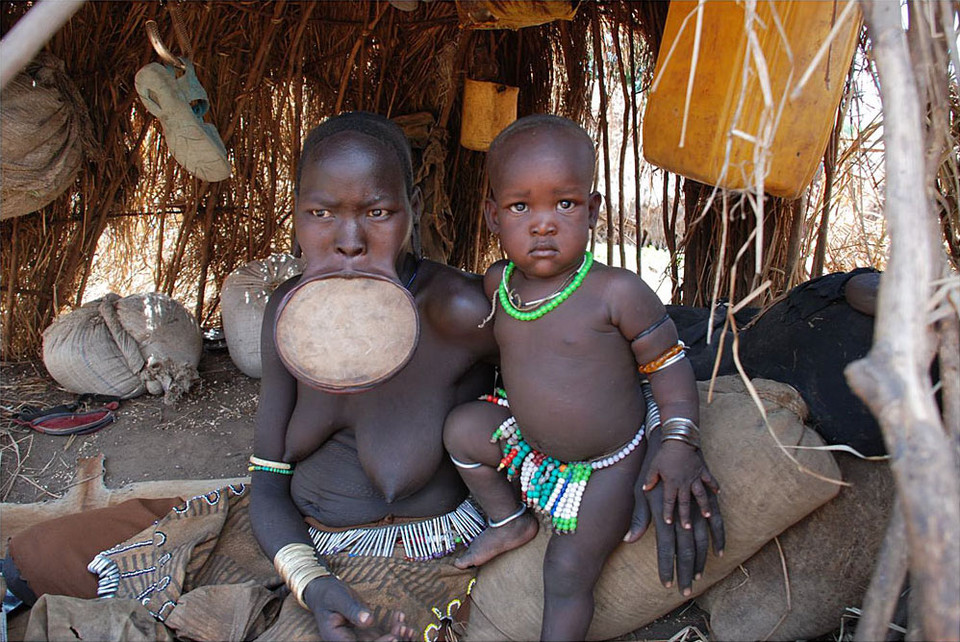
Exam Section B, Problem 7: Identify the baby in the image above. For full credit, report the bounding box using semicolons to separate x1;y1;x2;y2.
443;114;721;640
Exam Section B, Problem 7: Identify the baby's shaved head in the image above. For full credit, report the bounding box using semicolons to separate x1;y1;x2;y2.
486;115;596;191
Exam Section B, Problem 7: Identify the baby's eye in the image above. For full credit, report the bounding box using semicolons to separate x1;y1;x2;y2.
367;209;391;219
508;203;528;214
309;209;332;218
557;200;575;211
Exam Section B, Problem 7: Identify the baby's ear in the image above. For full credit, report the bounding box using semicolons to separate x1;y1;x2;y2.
483;198;500;233
588;192;602;228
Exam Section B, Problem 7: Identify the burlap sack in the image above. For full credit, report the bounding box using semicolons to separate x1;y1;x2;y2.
1;52;96;220
467;376;842;641
42;293;202;402
24;595;173;642
220;254;304;378
697;454;894;641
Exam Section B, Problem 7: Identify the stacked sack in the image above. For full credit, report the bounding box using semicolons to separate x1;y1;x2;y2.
1;52;96;220
43;293;202;404
220;253;304;377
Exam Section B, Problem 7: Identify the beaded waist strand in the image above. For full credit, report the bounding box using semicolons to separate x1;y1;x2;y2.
308;498;486;561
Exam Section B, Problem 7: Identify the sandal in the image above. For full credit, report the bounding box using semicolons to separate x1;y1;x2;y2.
135;60;231;182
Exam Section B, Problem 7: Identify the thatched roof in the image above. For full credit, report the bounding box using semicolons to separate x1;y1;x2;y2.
0;0;669;360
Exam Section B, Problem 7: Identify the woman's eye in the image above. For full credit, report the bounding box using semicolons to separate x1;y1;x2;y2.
508;203;528;213
368;209;390;219
558;200;574;211
309;209;332;218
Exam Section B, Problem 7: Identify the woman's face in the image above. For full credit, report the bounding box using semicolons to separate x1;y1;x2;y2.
295;131;417;281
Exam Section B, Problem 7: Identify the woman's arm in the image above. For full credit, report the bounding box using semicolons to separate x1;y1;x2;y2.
249;280;388;640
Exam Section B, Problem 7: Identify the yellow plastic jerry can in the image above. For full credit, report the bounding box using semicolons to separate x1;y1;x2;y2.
642;1;861;199
460;78;519;151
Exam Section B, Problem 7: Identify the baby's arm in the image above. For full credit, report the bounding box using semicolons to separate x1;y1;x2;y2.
607;271;724;588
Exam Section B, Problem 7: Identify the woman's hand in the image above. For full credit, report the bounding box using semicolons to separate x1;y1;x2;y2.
625;438;724;595
303;577;416;641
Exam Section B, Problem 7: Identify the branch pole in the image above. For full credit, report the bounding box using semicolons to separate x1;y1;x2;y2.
854;499;908;642
847;2;960;639
0;0;86;91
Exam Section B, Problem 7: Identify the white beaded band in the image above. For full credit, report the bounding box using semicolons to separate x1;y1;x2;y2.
249;455;292;470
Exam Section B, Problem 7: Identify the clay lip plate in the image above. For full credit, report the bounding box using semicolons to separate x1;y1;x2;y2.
275;274;420;392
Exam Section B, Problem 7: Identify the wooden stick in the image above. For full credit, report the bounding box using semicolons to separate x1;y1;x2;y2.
855;499;908;642
848;2;960;639
629;25;641;275
612;22;629;269
0;0;86;91
590;9;614;265
3;218;19;359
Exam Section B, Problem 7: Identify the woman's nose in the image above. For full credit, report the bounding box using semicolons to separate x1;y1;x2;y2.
336;220;365;257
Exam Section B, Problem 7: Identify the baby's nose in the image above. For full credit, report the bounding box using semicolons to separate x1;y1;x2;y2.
530;212;557;235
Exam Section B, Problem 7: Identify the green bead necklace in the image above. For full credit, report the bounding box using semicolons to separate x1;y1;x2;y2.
498;252;593;321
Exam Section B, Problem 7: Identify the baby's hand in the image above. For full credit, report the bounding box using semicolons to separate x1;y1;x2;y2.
632;439;725;595
642;440;719;530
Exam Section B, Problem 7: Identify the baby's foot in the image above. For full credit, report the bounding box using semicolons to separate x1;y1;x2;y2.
454;509;538;569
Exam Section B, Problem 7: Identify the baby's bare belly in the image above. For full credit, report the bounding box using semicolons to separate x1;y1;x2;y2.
503;362;646;462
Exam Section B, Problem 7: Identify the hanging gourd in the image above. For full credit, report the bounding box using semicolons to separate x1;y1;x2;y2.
642;1;862;198
460;78;519;151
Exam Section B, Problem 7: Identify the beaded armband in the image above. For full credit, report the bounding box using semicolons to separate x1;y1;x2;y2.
638;341;686;375
248;455;294;475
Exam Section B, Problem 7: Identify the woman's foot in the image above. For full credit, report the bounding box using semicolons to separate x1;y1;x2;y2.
454;509;538;569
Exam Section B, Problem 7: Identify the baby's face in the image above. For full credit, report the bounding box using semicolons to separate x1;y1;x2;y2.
485;129;600;281
295;132;415;281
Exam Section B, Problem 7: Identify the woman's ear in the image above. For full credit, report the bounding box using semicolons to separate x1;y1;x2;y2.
588;192;602;228
409;186;424;222
483;198;500;234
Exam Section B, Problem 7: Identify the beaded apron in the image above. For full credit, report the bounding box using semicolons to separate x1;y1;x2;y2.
487;381;660;534
308;498;486;561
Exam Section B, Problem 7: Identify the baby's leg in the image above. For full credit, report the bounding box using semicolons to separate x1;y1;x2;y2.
443;401;538;569
540;445;644;641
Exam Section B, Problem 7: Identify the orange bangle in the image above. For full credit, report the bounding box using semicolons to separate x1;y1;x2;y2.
638;342;685;375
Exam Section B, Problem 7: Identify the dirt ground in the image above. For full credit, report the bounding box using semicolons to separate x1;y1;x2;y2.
0;347;257;504
0;346;715;641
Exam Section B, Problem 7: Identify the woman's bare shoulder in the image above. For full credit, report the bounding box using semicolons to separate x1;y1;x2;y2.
418;261;496;347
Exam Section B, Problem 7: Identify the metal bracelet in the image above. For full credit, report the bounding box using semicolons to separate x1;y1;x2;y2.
449;454;484;469
661;432;702;450
487;504;527;528
661;417;700;433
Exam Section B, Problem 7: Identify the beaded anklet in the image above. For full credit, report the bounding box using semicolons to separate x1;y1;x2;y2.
248;455;294;475
490;417;646;534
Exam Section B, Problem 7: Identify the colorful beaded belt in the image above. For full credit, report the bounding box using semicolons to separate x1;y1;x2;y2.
488;381;660;534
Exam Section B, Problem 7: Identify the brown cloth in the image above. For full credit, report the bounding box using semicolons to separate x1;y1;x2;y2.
19;483;475;641
7;496;181;600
